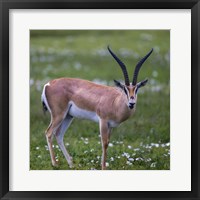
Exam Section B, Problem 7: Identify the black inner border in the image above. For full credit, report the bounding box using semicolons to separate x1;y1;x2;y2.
0;0;200;199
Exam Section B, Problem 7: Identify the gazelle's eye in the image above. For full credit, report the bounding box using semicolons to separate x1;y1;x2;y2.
123;87;128;95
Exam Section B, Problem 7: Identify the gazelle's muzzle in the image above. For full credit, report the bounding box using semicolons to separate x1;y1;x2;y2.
129;102;135;109
128;96;136;109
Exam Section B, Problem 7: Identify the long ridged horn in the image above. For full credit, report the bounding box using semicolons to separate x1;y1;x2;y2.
107;46;130;86
132;48;153;86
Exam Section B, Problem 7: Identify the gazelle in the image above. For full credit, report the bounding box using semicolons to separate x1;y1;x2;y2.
41;46;153;170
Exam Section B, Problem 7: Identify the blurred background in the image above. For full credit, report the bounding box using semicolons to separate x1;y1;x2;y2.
30;30;170;170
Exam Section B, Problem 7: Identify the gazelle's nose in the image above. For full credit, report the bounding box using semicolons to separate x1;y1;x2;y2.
130;96;134;100
129;102;135;109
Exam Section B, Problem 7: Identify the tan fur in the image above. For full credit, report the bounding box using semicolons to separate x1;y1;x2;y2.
127;85;136;97
46;78;135;122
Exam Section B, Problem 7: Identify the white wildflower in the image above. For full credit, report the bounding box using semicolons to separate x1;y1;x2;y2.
45;147;49;151
109;143;113;147
110;157;114;161
122;152;130;158
146;158;152;162
126;161;132;165
144;144;152;149
150;162;157;168
136;157;144;161
151;143;159;148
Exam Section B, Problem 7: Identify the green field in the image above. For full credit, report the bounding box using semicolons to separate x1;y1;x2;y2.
30;30;170;170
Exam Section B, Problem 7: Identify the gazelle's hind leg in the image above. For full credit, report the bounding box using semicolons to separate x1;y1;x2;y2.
99;119;112;170
45;115;63;167
55;114;74;168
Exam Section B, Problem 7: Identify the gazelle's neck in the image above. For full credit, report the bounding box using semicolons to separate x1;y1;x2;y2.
113;91;135;123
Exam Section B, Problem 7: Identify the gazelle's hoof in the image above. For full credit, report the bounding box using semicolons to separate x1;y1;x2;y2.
52;160;59;167
69;164;74;169
68;161;74;168
67;157;74;168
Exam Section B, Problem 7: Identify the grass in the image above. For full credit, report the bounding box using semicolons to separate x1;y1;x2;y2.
30;30;170;170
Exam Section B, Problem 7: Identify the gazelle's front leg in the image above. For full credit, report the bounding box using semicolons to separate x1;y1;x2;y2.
99;119;112;170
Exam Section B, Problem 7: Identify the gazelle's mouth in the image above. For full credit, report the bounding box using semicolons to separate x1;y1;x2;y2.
129;103;135;109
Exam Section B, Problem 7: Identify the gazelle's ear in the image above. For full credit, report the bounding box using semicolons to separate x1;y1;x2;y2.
114;80;124;89
137;79;148;88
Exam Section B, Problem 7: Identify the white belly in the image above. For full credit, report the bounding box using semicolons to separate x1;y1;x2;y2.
68;101;99;123
68;101;120;127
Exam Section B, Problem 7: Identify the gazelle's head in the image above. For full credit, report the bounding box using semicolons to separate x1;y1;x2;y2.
108;46;153;109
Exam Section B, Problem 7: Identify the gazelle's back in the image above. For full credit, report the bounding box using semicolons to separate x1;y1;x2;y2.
45;78;121;112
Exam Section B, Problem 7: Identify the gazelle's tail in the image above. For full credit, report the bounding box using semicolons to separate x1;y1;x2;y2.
42;101;48;114
41;83;51;114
